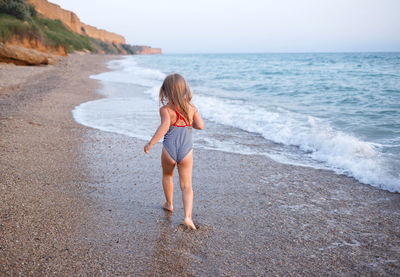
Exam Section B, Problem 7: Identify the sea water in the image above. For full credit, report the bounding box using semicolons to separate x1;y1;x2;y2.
73;53;400;192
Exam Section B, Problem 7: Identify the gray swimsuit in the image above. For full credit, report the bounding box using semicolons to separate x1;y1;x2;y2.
163;108;193;163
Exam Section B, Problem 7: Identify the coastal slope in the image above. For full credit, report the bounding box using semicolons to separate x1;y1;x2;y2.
0;0;161;65
26;0;126;45
26;0;162;55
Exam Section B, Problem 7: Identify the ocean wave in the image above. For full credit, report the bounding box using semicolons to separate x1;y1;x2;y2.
90;56;165;87
78;54;400;193
193;94;399;192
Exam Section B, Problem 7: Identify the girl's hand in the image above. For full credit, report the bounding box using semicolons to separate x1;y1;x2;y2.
144;142;152;154
144;107;171;154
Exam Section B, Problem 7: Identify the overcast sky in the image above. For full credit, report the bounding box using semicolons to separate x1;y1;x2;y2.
50;0;400;53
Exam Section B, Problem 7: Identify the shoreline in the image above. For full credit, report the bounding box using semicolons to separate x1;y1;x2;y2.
75;53;400;194
1;55;399;275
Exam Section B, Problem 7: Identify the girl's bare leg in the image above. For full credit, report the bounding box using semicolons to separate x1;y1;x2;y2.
161;147;176;212
177;150;196;230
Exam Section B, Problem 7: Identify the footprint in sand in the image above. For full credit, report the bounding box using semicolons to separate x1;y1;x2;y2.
178;223;207;232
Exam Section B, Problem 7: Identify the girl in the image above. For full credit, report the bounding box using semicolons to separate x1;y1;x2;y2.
144;73;204;230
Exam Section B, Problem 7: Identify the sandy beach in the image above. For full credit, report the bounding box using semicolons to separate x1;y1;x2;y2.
1;54;399;275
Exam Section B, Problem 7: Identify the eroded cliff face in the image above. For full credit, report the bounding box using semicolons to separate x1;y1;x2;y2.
26;0;126;45
136;46;162;55
0;43;62;65
5;36;67;56
0;35;66;65
0;0;161;65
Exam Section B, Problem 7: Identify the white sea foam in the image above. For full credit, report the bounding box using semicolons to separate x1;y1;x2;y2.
73;55;400;192
193;94;399;191
90;56;165;88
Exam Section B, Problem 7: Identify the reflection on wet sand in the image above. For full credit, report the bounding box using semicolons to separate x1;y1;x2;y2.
79;129;400;275
150;212;189;275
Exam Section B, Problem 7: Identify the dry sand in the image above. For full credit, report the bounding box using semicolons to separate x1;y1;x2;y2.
0;54;399;276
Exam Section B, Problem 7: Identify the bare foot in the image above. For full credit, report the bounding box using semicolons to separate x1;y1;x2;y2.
184;217;197;230
162;202;173;212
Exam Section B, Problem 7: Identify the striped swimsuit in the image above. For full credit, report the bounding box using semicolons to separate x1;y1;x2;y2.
163;107;193;163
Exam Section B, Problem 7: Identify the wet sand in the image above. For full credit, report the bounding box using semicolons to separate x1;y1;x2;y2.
1;55;400;275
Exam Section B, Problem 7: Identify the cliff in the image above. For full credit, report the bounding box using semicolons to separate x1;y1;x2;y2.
121;45;162;55
136;46;162;55
0;0;161;65
26;0;126;45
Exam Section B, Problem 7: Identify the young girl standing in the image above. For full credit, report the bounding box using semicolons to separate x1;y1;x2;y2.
144;73;204;230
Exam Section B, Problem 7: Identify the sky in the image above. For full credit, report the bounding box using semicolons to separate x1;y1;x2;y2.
50;0;400;53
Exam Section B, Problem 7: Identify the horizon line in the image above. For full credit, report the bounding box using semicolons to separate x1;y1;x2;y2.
161;50;400;55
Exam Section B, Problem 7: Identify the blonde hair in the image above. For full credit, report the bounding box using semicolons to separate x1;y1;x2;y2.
159;73;193;124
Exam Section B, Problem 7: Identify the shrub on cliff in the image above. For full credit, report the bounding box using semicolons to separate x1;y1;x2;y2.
121;44;138;55
0;14;41;42
0;0;36;21
89;38;123;54
35;17;93;52
0;13;93;53
0;3;127;55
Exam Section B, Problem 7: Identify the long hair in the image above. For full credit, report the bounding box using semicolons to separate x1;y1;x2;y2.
159;73;193;124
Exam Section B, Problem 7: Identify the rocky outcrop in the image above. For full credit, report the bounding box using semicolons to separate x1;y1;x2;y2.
26;0;126;44
5;36;67;56
135;46;162;55
120;44;162;55
0;43;61;65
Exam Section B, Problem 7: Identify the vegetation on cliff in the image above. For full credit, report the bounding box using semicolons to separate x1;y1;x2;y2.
0;0;36;21
0;13;95;52
0;0;161;58
0;0;128;54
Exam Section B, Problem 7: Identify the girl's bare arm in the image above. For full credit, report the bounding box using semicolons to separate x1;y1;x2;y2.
192;107;204;130
144;107;171;153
